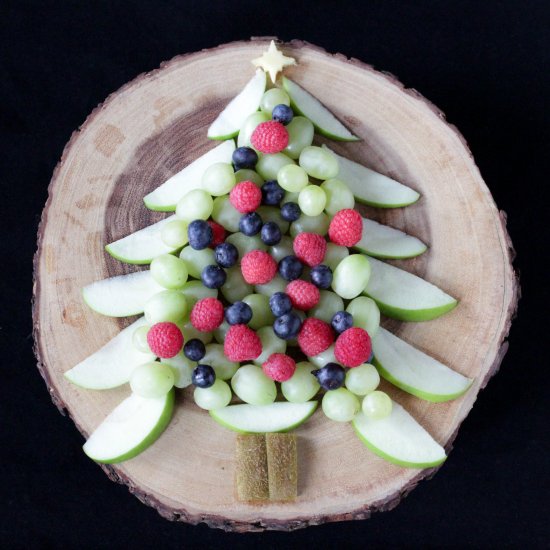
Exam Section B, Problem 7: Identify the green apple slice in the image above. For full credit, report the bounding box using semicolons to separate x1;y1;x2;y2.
105;215;178;264
210;401;318;433
282;77;359;141
64;317;155;389
354;217;427;259
83;389;174;464
83;270;164;317
372;328;472;402
352;402;446;468
323;145;420;208
207;70;267;140
364;256;457;321
143;140;236;211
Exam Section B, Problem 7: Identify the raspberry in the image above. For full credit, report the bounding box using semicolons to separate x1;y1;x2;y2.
328;209;363;247
207;221;226;247
146;322;183;359
262;353;296;382
293;232;327;267
286;280;320;311
229;181;262;213
224;324;262;361
334;327;372;367
297;318;334;356
250;121;289;154
190;297;224;332
241;249;277;285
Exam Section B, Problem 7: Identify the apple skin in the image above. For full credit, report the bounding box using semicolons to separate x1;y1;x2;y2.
353;194;420;209
364;294;458;322
354;242;427;260
142;198;178;212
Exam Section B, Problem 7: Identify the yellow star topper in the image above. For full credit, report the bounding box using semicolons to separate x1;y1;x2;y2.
252;40;296;84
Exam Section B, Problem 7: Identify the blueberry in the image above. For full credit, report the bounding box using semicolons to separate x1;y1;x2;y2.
368;349;374;363
192;364;216;388
225;301;253;325
261;180;285;206
272;104;294;125
280;202;301;222
312;363;345;390
273;312;302;340
278;255;303;281
239;212;263;236
260;221;282;246
183;338;206;362
232;146;258;170
201;265;227;289
188;219;213;250
310;265;333;289
214;242;239;268
331;311;354;334
269;292;293;317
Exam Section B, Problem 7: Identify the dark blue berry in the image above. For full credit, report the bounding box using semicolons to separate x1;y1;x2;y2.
280;202;301;222
278;255;303;281
272;104;294;125
239;212;263;236
201;265;227;289
183;339;206;362
214;242;238;268
232;146;258;170
188;219;212;250
261;180;285;206
225;301;253;325
331;311;354;334
273;312;302;340
312;363;345;390
260;221;282;246
192;364;216;388
368;349;374;363
310;265;333;289
269;292;293;317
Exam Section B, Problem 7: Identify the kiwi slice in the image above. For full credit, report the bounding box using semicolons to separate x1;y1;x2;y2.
265;433;298;501
235;434;269;502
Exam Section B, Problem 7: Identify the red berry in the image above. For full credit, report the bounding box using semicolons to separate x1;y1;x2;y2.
207;221;226;247
250;121;289;154
146;322;183;359
229;181;262;213
293;232;327;267
286;280;320;311
262;353;296;382
224;324;262;362
328;209;363;247
334;327;372;367
241;249;277;285
190;297;224;332
297;318;334;356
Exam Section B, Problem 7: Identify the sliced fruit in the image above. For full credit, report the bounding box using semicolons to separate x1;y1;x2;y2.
364;256;457;321
353;216;427;259
372;328;472;402
64;317;155;389
323;145;420;208
210;401;318;433
207;70;267;140
83;389;174;464
282;77;359;141
352;401;446;468
143;140;235;211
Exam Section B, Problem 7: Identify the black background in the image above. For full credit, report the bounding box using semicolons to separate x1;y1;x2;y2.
1;1;548;548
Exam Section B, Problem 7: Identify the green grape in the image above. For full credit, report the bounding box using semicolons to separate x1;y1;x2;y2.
213;320;230;344
179;246;216;279
144;290;187;324
299;146;339;180
309;291;344;324
281;361;320;403
180;280;217;310
202;162;236;196
362;390;392;419
179;321;213;345
175;189;214;221
132;325;151;353
221;266;253;302
130;362;174;398
290;212;330;237
235;169;264;187
211;195;241;232
161;220;189;248
283;116;314;159
321;178;355;216
322;388;360;422
332;254;371;299
298;185;327;217
309;344;336;368
238;111;270;148
253;326;287;366
225;232;267;259
282;191;300;205
243;293;275;329
256;206;290;234
161;352;194;388
202;344;239;380
269;236;294;262
231;364;277;405
150;254;189;289
194;379;232;410
277;164;309;192
255;274;287;296
346;296;380;337
324;243;349;270
260;88;290;114
345;364;380;396
256;152;294;181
